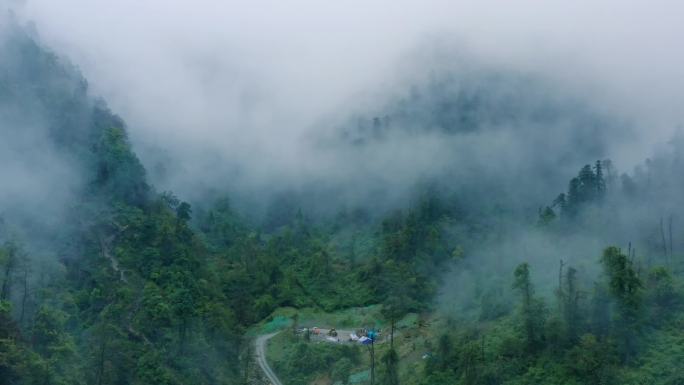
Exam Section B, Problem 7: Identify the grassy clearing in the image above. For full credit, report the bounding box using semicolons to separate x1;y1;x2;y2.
261;305;437;385
248;305;387;336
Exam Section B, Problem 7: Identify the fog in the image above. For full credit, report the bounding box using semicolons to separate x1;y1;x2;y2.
5;4;684;382
0;20;83;245
2;0;683;254
6;0;683;213
3;0;684;252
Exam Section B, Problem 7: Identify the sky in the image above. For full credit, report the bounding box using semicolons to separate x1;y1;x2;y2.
7;0;684;204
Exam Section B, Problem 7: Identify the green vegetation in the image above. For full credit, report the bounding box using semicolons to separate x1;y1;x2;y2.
267;332;364;385
266;245;683;385
2;14;684;385
418;251;684;385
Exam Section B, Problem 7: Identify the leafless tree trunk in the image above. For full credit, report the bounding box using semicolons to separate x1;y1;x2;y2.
390;318;396;350
660;217;668;265
368;342;376;385
481;334;486;362
669;215;674;261
96;334;106;385
1;244;17;301
19;264;29;324
557;259;565;312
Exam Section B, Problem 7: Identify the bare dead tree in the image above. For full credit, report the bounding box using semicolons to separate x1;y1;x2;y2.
368;341;376;385
481;334;486;362
1;242;18;301
669;215;674;261
557;259;565;313
19;262;29;325
660;217;668;265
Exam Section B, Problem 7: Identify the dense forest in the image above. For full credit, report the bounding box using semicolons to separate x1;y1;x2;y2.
1;11;684;385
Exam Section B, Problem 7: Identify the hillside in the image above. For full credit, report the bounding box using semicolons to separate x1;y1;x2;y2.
1;11;684;385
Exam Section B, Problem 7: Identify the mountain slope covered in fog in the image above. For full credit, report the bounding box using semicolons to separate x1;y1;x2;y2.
1;12;684;385
0;17;241;384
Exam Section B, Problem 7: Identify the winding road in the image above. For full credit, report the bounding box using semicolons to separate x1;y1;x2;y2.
255;332;284;385
255;328;372;385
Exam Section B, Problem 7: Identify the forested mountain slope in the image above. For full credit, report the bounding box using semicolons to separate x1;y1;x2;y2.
0;17;239;384
1;12;684;385
0;17;457;385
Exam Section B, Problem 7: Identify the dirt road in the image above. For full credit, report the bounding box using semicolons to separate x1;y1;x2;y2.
254;327;380;385
255;332;283;385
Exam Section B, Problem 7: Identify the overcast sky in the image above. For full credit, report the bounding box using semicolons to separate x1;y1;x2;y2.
8;0;684;198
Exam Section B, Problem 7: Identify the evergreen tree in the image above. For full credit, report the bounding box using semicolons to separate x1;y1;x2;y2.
601;246;642;362
512;263;546;353
566;177;581;216
594;160;606;196
561;267;581;344
537;206;556;226
578;164;596;202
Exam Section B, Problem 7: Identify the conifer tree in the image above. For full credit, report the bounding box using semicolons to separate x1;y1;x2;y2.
513;263;545;352
601;246;642;362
